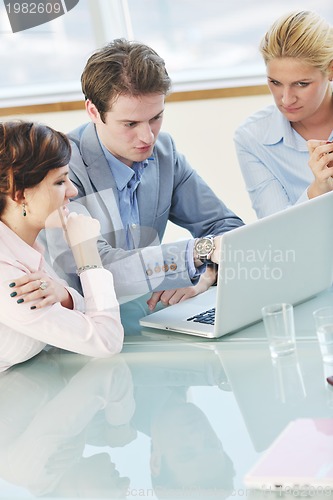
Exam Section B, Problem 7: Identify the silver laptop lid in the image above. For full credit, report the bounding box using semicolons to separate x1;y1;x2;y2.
140;191;333;338
214;190;333;335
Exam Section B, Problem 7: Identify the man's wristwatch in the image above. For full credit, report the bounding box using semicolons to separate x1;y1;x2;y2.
194;236;216;264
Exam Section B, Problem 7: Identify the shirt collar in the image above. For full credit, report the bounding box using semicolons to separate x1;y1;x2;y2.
99;141;150;191
262;106;308;152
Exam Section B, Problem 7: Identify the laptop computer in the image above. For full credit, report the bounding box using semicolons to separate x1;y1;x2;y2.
140;191;333;338
244;418;333;492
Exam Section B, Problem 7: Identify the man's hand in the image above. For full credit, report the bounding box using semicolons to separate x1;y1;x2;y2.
147;265;217;311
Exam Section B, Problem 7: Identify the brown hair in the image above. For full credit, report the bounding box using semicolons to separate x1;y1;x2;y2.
81;38;172;123
0;120;71;216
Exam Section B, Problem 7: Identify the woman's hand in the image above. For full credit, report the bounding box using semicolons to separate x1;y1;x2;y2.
64;212;102;269
307;140;333;198
9;272;73;310
65;212;101;248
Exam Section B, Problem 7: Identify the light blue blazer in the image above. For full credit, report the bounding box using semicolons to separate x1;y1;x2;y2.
47;123;243;299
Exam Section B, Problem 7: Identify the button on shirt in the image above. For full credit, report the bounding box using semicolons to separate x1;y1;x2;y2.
101;144;147;250
234;104;333;218
100;143;201;280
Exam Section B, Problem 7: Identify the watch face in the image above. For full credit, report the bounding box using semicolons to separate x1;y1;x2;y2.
196;238;214;257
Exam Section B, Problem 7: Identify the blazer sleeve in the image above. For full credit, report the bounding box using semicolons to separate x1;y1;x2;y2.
54;128;243;298
162;133;244;235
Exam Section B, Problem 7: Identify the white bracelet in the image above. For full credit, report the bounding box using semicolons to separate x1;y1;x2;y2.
76;265;103;276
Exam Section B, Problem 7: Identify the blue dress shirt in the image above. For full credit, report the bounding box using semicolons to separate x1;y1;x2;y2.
100;141;200;280
101;143;148;250
234;104;333;218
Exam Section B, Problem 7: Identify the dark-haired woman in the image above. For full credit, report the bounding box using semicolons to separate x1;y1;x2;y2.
0;120;123;372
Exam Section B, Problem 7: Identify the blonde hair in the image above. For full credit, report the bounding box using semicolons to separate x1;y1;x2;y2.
260;10;333;74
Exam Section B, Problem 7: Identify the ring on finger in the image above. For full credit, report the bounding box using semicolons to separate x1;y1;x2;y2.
39;280;48;291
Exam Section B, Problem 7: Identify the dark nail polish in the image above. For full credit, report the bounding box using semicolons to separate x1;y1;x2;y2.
327;376;333;386
30;306;36;310
10;291;17;297
9;282;15;288
17;298;24;304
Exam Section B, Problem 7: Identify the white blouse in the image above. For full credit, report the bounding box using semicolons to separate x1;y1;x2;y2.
0;222;123;372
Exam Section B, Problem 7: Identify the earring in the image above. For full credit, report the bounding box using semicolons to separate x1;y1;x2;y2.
22;203;26;217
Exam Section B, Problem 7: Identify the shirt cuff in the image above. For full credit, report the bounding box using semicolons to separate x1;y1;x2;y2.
80;268;119;312
65;286;85;313
186;239;206;281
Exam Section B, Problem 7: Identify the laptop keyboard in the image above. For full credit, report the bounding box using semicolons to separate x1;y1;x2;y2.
187;308;216;325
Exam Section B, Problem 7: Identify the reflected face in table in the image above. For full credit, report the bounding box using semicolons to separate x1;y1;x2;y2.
150;401;235;491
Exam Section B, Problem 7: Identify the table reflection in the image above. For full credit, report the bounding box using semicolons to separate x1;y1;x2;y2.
218;341;333;452
128;349;234;498
0;350;134;498
0;346;236;499
0;339;332;500
271;352;306;404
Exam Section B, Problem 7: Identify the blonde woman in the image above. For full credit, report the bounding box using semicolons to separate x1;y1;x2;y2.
234;10;333;218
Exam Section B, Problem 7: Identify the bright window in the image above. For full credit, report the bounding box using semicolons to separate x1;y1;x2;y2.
127;0;333;87
1;0;333;107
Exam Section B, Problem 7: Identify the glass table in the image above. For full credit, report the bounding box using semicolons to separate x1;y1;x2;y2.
0;289;332;499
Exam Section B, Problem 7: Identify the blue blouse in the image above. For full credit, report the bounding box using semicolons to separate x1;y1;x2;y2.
234;104;333;218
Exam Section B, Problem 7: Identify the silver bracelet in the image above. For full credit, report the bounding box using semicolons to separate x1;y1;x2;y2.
76;265;103;276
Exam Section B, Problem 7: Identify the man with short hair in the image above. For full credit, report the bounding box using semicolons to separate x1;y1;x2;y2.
53;39;243;321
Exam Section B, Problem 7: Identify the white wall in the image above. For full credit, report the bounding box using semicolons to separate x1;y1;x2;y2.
1;93;273;240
